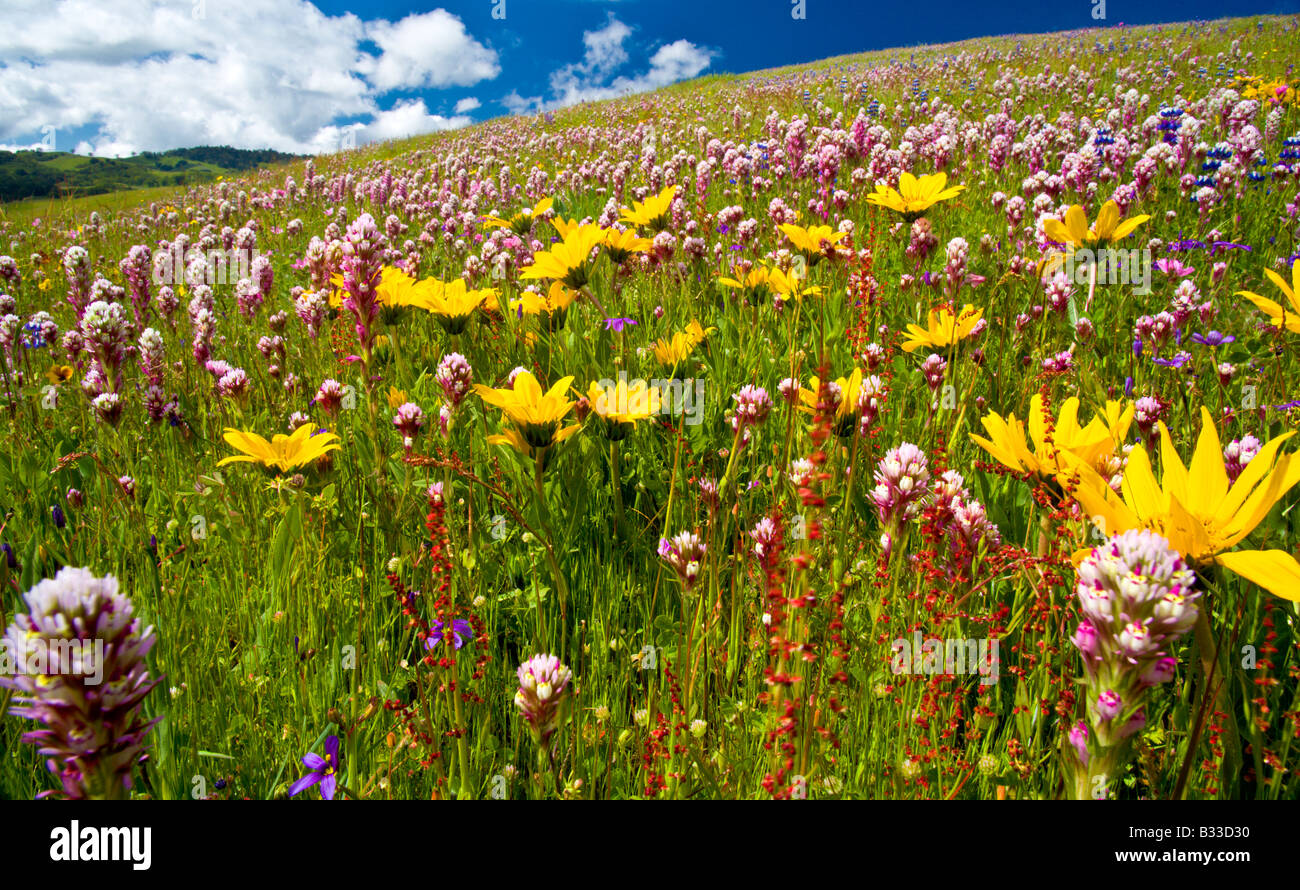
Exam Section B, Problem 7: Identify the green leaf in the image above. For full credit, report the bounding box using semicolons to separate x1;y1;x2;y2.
269;500;303;585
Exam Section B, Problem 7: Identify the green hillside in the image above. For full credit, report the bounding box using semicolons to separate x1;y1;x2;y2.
0;145;304;203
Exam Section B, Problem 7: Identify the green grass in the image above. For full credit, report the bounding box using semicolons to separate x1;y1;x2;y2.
1;14;1298;802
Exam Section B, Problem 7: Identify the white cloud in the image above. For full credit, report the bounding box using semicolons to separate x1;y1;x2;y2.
524;16;714;112
365;10;500;92
454;97;482;114
581;15;632;76
501;90;544;116
362;100;473;142
642;40;716;88
0;0;498;155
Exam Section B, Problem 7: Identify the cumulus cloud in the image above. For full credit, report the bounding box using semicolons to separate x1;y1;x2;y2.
454;97;483;114
508;15;715;114
501;91;544;116
365;10;500;92
0;0;498;155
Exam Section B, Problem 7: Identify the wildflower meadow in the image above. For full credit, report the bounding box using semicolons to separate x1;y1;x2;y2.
3;14;1300;809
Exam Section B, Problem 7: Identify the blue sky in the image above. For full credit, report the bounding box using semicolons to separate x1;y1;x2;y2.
1;0;1296;156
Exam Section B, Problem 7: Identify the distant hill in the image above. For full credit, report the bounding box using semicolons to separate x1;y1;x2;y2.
0;146;305;203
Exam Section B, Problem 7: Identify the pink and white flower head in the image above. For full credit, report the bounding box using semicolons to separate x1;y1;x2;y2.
920;353;947;391
871;442;930;526
857;375;886;433
393;402;424;449
0;567;159;799
862;342;885;370
1222;435;1261;483
216;368;249;401
514;653;573;742
1072;529;1198;751
91;392;123;426
315;378;345;416
788;458;815;487
777;377;801;405
436;353;474;410
658;531;707;591
729;384;773;432
750;516;782;562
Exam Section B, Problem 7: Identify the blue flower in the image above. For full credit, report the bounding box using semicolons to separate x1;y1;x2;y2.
425;618;473;650
1191;330;1234;347
1152;352;1192;369
289;735;340;800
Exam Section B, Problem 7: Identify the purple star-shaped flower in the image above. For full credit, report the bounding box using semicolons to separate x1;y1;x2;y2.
1152;352;1192;369
604;317;637;332
289;735;340;800
1191;330;1235;347
425;618;473;650
1209;240;1252;257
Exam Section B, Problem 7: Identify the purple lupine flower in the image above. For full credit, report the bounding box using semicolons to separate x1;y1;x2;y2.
1208;240;1251;257
514;653;573;742
26;311;59;350
0;568;159;799
289;735;341;800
